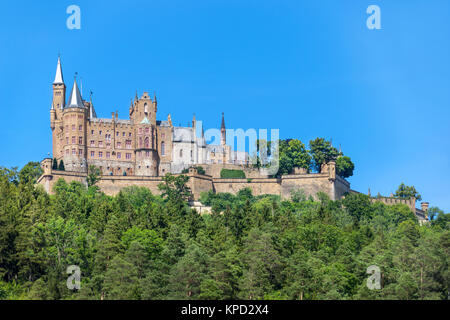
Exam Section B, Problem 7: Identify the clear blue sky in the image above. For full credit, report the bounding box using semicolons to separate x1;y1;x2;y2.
0;0;449;211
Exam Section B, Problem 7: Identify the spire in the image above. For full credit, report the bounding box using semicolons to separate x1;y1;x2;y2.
66;77;84;108
53;56;64;84
192;113;196;128
221;112;225;130
89;91;97;118
221;112;226;145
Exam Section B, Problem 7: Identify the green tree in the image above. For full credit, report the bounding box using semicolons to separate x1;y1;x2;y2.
309;138;339;173
52;158;58;170
58;160;65;171
336;156;355;178
87;165;101;187
394;183;422;201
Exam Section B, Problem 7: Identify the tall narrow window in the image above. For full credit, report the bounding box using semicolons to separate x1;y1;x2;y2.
180;149;183;157
72;136;75;144
79;137;83;144
144;137;149;148
161;142;165;156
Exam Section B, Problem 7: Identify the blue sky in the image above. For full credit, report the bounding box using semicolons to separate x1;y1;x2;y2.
0;0;449;211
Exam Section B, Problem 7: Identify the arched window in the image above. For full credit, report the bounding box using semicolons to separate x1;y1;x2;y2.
144;137;149;148
161;142;165;156
139;137;142;148
144;103;148;113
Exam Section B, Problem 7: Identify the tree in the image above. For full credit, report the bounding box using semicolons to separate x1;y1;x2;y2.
58;160;65;171
309;138;340;173
87;165;101;187
52;158;58;170
395;183;422;201
336;156;355;178
277;139;311;176
18;162;43;184
158;173;191;204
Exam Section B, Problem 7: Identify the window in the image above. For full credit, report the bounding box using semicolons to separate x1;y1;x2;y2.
66;125;69;132
161;133;165;139
91;130;94;135
146;151;150;157
90;140;95;147
72;124;75;131
161;142;165;156
72;136;75;144
78;149;83;156
99;130;102;136
117;152;121;159
99;141;103;147
106;134;111;143
72;148;76;155
66;137;69;144
144;137;149;148
145;127;149;134
139;137;142;148
126;140;132;149
79;125;82;131
129;132;132;137
90;151;95;158
122;132;125;137
117;142;121;148
99;151;103;158
191;150;193;158
106;152;110;159
126;153;131;159
106;143;111;149
180;149;183;157
78;137;83;144
116;132;119;136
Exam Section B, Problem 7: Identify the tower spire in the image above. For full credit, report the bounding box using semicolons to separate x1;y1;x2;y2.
66;77;84;108
221;112;226;145
53;56;64;84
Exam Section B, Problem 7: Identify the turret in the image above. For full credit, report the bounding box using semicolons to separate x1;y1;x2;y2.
51;56;66;159
62;78;87;173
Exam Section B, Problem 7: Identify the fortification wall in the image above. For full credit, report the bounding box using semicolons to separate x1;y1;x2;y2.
281;174;333;200
38;160;350;201
212;178;281;196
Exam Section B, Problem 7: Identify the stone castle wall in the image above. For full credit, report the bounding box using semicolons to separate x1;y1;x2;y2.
38;160;350;201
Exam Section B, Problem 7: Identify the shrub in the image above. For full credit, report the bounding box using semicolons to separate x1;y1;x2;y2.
220;169;245;179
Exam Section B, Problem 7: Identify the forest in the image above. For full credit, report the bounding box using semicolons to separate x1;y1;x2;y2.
0;161;448;300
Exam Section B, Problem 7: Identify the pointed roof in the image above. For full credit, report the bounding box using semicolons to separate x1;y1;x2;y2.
221;112;225;130
140;117;150;124
89;103;97;119
66;78;84;109
53;56;64;84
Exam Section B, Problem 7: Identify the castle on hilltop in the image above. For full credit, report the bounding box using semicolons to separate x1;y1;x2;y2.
38;57;429;224
48;57;248;177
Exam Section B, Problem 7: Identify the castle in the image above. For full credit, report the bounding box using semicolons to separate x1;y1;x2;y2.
37;57;429;223
48;57;248;177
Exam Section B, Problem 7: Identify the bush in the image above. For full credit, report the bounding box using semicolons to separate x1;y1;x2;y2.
220;169;245;179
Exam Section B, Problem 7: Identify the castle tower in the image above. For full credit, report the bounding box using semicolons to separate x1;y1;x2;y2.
62;78;87;173
133;92;159;176
51;56;66;159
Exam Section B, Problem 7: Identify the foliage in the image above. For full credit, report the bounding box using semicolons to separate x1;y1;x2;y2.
220;169;246;179
58;160;65;171
395;183;422;202
87;165;101;187
336;156;355;178
0;162;448;300
181;166;206;175
309;138;340;173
